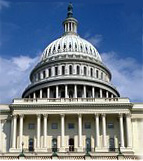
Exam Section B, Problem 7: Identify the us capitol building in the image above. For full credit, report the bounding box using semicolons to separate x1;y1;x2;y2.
0;3;143;160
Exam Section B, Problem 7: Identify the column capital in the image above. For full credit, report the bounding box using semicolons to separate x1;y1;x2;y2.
43;114;48;118
60;114;65;117
119;113;124;117
101;113;106;117
126;113;131;117
94;113;100;117
19;114;24;118
13;114;18;118
78;113;82;117
37;114;41;118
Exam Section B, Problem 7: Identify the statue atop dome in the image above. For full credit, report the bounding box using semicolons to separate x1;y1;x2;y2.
67;2;73;18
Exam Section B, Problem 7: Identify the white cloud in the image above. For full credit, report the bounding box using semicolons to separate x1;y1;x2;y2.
0;0;10;10
0;55;39;103
85;34;103;47
101;52;143;102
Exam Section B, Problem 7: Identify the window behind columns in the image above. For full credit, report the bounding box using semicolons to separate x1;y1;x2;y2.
43;70;46;78
49;68;51;77
90;68;93;77
69;65;73;74
77;65;80;74
109;137;115;151
62;66;65;75
84;66;87;76
29;138;34;152
55;66;58;76
96;70;99;78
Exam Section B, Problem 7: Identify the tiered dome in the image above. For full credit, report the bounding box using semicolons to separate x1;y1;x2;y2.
22;3;120;99
41;34;102;62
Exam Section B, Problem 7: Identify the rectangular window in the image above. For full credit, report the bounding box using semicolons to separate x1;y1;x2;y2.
85;122;91;129
108;123;114;129
68;123;74;129
51;123;58;129
28;123;35;129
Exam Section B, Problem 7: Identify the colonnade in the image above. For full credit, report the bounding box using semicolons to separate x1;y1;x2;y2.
29;85;114;99
10;113;132;152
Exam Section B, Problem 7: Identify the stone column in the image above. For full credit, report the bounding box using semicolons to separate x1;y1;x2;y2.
83;85;86;98
111;94;114;98
126;113;132;148
43;114;48;149
12;115;17;149
106;91;109;98
100;89;103;98
78;114;82;151
119;113;125;147
65;85;68;98
74;85;77;98
56;86;59;98
46;68;49;77
33;92;36;99
19;115;24;149
102;114;107;147
95;114;100;148
60;114;65;152
37;114;41;149
92;87;95;98
47;87;50;98
40;89;42;99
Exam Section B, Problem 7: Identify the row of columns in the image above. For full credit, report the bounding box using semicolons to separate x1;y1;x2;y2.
34;65;110;83
11;113;132;151
31;85;114;99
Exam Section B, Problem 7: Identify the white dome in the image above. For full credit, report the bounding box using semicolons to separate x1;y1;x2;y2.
41;34;102;62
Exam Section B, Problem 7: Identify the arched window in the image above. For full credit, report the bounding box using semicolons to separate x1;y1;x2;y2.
64;44;66;50
69;43;72;49
77;66;80;75
109;138;115;151
84;66;87;76
55;67;58;76
90;68;93;77
38;73;40;80
69;65;73;75
69;138;74;152
86;138;91;152
101;72;103;80
29;138;34;152
43;70;46;78
61;66;65;75
49;68;51;77
80;44;83;52
96;70;99;78
52;138;57;152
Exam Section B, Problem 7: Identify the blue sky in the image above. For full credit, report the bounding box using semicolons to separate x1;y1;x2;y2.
0;0;143;103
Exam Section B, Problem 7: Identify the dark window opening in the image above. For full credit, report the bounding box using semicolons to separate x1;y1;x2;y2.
69;138;74;152
29;138;34;152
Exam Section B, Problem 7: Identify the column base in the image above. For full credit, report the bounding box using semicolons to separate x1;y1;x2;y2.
59;147;66;152
95;147;108;152
34;148;48;152
77;147;83;152
9;148;21;152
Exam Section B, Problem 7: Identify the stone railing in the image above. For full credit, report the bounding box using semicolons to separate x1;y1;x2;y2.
13;97;130;104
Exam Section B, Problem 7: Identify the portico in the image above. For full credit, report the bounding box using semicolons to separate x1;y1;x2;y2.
9;98;133;154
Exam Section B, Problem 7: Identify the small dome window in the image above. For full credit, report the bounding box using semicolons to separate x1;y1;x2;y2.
75;43;77;48
64;44;66;49
69;43;72;49
80;44;83;51
53;46;56;51
85;46;88;52
58;44;60;50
